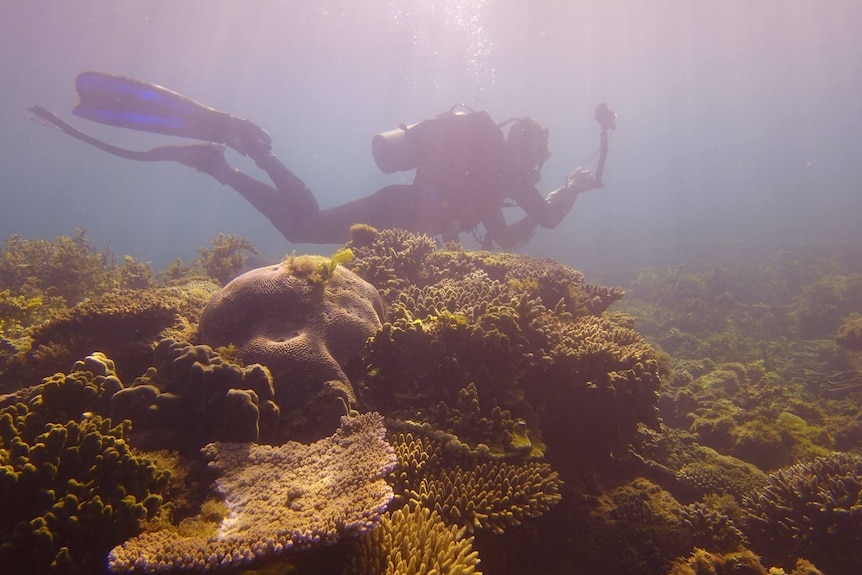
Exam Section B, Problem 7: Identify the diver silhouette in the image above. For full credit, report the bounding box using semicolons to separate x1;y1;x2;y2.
30;71;616;249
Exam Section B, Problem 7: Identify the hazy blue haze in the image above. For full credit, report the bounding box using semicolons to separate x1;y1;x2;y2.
1;0;860;277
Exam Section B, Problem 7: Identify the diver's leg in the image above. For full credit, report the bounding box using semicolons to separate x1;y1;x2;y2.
290;184;424;244
155;143;316;242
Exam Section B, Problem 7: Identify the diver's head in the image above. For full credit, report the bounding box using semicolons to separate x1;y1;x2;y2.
506;117;550;180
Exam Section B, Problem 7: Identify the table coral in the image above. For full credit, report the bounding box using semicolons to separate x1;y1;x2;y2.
198;255;383;439
107;412;396;573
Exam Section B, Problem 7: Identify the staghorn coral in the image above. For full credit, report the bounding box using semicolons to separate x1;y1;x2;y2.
111;338;279;447
198;255;383;440
742;452;862;573
0;358;169;574
388;430;561;534
0;228;119;308
345;226;439;300
107;412;396;573
680;494;748;554
343;502;481;575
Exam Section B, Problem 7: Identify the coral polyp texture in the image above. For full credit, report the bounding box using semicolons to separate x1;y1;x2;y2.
742;452;862;573
350;230;662;474
344;502;481;575
106;412;396;573
0;355;168;574
389;430;562;534
111;338;279;446
3;280;219;390
198;254;383;437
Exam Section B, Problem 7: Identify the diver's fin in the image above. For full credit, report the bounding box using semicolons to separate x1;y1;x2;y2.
72;71;235;143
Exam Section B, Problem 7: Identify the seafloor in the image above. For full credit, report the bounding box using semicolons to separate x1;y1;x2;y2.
1;227;860;575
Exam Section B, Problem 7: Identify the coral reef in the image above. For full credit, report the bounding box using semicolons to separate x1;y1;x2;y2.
0;355;168;574
196;232;258;286
346;226;624;316
388;429;562;535
343;502;481;575
742;452;862;574
351;231;662;476
666;548;801;575
835;312;862;352
1;281;220;392
111;338;279;447
107;412;396;573
198;255;383;439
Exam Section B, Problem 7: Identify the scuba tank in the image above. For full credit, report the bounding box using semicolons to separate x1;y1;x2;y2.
371;121;420;173
371;105;476;174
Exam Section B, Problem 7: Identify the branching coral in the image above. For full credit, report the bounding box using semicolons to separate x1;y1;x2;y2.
343;502;481;575
0;228;120;307
356;230;663;475
742;452;862;573
107;412;396;573
835;313;862;352
0;354;169;574
196;232;258;286
388;430;561;535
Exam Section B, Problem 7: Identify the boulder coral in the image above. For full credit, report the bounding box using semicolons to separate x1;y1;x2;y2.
198;255;383;439
107;412;396;573
111;338;279;447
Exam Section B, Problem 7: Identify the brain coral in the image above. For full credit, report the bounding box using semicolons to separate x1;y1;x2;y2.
198;255;383;438
107;412;396;573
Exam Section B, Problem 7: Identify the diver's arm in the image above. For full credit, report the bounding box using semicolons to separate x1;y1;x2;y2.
516;168;600;230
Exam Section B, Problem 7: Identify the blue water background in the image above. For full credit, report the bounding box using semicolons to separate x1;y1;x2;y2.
1;0;860;276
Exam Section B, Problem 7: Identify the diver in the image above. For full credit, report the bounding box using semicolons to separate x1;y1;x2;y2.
29;71;616;249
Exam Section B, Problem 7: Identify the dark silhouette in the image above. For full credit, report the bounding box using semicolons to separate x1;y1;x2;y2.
30;72;615;249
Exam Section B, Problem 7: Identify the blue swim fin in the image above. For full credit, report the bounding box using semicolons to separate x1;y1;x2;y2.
72;71;235;143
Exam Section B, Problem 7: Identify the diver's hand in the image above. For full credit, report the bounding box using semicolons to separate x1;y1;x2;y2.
565;167;601;193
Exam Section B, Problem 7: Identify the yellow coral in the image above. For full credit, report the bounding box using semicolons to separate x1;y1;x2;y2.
344;502;481;575
389;431;562;534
